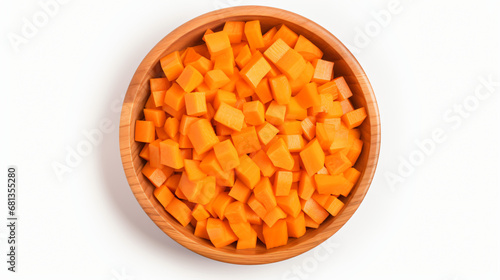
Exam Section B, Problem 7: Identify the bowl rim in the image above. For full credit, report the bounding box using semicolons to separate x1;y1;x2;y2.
119;5;381;265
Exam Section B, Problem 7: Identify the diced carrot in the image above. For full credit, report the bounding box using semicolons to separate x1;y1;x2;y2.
312;191;331;207
240;51;271;88
184;159;207;181
205;69;230;90
263;206;287;227
206;218;238;248
213;48;235;77
290;62;314;94
192;204;210;221
199;151;229;180
262;219;288;249
333;76;353;100
279;134;305;153
272;24;298;48
254;77;273;104
340;99;354;114
220;67;240;92
251;149;277;177
151;90;166;108
269;75;291;105
186;54;213;76
177;65;204;93
247;194;267;220
214;102;245;131
301;198;329;224
139;144;150;161
212;192;234;220
304;214;320;228
311;59;334;84
165;173;181;192
231;126;261;155
242;100;265;126
263;38;290;64
178;133;193;149
294;35;323;61
325;152;352;175
225;201;248;223
228;179;252;203
314;174;353;196
299;139;325;176
184;92;207;116
285;97;308;120
265;101;286;126
233;223;257;249
235;79;255;98
213;89;237;110
202;28;214;42
301;117;316;141
235;44;252;69
342;107;367;129
135;120;155;143
266;138;295;170
244;20;265;50
150;77;171;91
163;117;179;139
166;198;192;227
223;21;245;44
256;122;279;145
295;82;320;109
286;211;306;238
162;103;185;120
324;196;344;216
317;80;339;100
187;118;219;154
298;171;316;200
164;83;186;111
235;155;261;189
204;31;231;57
276;48;306;80
213;139;240;171
159;139;184;169
262;26;278;49
194;219;210;239
154;184;174;207
346;138;363;164
160;51;184;81
148;139;162;168
342;168;360;196
273;170;293;196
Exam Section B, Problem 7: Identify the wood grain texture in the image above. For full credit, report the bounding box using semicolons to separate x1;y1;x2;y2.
119;6;381;265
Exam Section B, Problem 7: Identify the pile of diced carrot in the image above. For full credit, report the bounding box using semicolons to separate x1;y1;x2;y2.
135;20;367;249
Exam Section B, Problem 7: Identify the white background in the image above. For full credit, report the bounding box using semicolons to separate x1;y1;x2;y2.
1;0;499;279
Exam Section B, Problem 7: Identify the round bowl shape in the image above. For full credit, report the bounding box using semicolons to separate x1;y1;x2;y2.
119;6;380;265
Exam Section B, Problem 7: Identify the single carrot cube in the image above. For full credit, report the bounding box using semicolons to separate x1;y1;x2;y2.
301;117;316;141
325;152;352;175
235;155;261;189
247;194;268;220
263;206;287;227
164;83;186;111
276;48;306;80
187;118;219;154
214;102;245;131
213;89;237;110
254;78;273;104
233;223;257;249
223;21;245;43
324;196;344;216
165;198;192;227
333;76;353;100
294;35;323;61
184;159;207;181
225;201;248;223
285;97;308;120
244;20;265;50
301;198;329;224
317;80;340;99
204;31;231;57
235;44;252;69
160;51;184;81
242;100;265;126
231;126;261;155
311;59;334;84
254;177;277;211
256;122;279;145
139;143;150;160
265;101;286;126
194;219;210;239
273;170;293;197
213;139;240;171
212;192;234;220
162;103;185;120
272;24;299;48
342;107;367;129
184;92;207;116
154;185;174;208
177;65;204;93
276;188;301;218
178;115;198;135
199;151;229;181
235;79;255;98
142;162;167;187
340;99;354;114
206;218;238;248
314;174;353;196
266;138;295;170
159;139;184;169
263;38;290;64
135;120;155;143
240;51;271;88
262;26;278;49
192;204;210;221
278;121;302;135
269;74;291;105
164;117;179;139
213;48;235;77
299;139;325;176
151;90;166;107
251;150;277;177
279;134;305;153
295;82;321;109
205;69;230;90
148;139;162;168
290;62;314;94
286;211;306;238
150;77;171;91
228;179;252;203
178;134;193;149
262;219;288;249
346;138;363;164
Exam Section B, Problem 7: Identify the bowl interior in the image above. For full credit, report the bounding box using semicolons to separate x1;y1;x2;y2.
120;6;380;265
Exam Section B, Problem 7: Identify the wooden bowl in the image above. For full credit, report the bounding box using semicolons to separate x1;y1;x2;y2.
119;6;380;265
